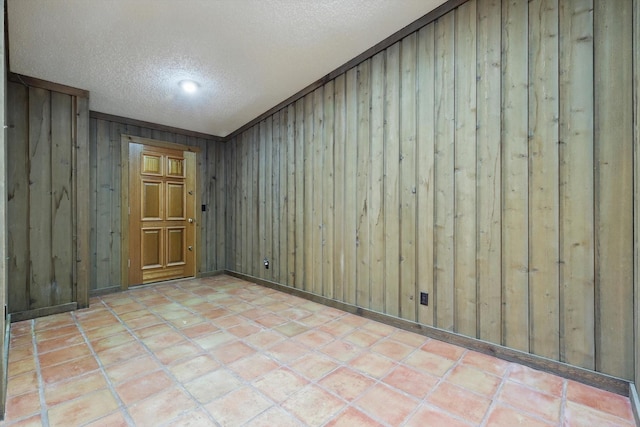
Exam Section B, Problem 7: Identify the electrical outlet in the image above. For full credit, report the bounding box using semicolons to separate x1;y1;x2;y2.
420;292;428;306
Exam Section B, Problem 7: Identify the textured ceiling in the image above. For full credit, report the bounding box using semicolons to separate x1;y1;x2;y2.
8;0;447;137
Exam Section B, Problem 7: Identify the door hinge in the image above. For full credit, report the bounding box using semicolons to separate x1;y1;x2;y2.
128;259;130;268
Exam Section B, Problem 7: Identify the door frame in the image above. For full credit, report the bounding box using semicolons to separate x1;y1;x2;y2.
120;135;201;290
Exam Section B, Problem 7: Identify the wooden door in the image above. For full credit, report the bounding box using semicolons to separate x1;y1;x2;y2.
128;143;196;285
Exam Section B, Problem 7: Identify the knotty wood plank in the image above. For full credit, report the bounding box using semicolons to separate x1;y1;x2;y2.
109;122;122;286
51;92;74;306
278;109;288;284
454;1;477;337
303;94;315;292
294;99;305;289
95;119;112;289
28;87;53;309
344;68;358;306
7;82;29;312
251;126;261;277
217;141;227;271
384;42;401;318
272;112;281;283
416;24;436;327
476;0;502;344
356;60;371;309
594;0;634;380
89;118;98;291
333;75;346;300
501;0;530;352
558;0;595;370
528;0;560;361
322;82;335;299
634;0;640;389
75;96;91;307
286;105;296;287
369;52;386;314
262;118;272;280
400;34;418;322
434;14;455;331
312;87;324;296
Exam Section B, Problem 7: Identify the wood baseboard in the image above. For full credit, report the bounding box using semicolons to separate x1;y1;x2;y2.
10;303;78;323
630;383;640;425
225;270;631;397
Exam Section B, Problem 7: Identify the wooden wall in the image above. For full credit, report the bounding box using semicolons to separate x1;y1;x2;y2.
6;80;90;315
222;0;640;381
89;116;226;292
1;0;8;417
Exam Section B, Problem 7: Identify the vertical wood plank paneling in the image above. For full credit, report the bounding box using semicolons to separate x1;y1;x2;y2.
312;88;324;295
344;68;358;305
384;43;401;317
434;15;455;330
208;0;640;382
303;95;315;291
333;75;346;300
109;122;122;285
558;0;595;369
252;126;261;277
501;0;530;351
89;118;98;290
454;2;477;336
286;105;296;287
95;120;112;288
400;34;418;321
29;87;52;309
594;0;634;379
356;60;371;309
7;83;29;312
417;24;436;326
294;99;305;288
51;92;74;305
370;52;386;313
322;82;335;299
528;0;560;360
476;0;502;343
635;0;640;390
259;120;269;279
272;111;281;282
216;142;227;270
75;96;91;307
263;119;272;279
239;133;248;273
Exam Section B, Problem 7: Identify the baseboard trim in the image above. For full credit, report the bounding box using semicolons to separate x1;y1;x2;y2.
225;270;630;397
89;286;123;297
198;270;226;278
630;383;640;426
10;303;78;323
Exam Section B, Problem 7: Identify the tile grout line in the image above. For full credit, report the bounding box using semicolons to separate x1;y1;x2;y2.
31;319;50;427
71;302;137;427
99;287;224;427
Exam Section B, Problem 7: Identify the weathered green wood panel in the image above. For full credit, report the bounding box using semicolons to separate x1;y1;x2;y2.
501;0;530;352
356;60;371;309
594;0;634;380
28;87;53;309
399;34;418;321
7;83;29;312
559;0;595;370
51;92;74;305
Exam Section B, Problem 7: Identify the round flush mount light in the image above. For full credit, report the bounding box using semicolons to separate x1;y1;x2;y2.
179;79;199;94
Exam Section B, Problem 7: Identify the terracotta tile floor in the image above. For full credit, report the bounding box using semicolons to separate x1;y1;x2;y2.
1;275;636;426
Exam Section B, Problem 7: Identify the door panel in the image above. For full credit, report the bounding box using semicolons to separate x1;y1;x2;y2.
129;142;196;285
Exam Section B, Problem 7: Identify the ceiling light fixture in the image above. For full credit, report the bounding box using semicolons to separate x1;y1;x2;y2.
179;79;199;94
